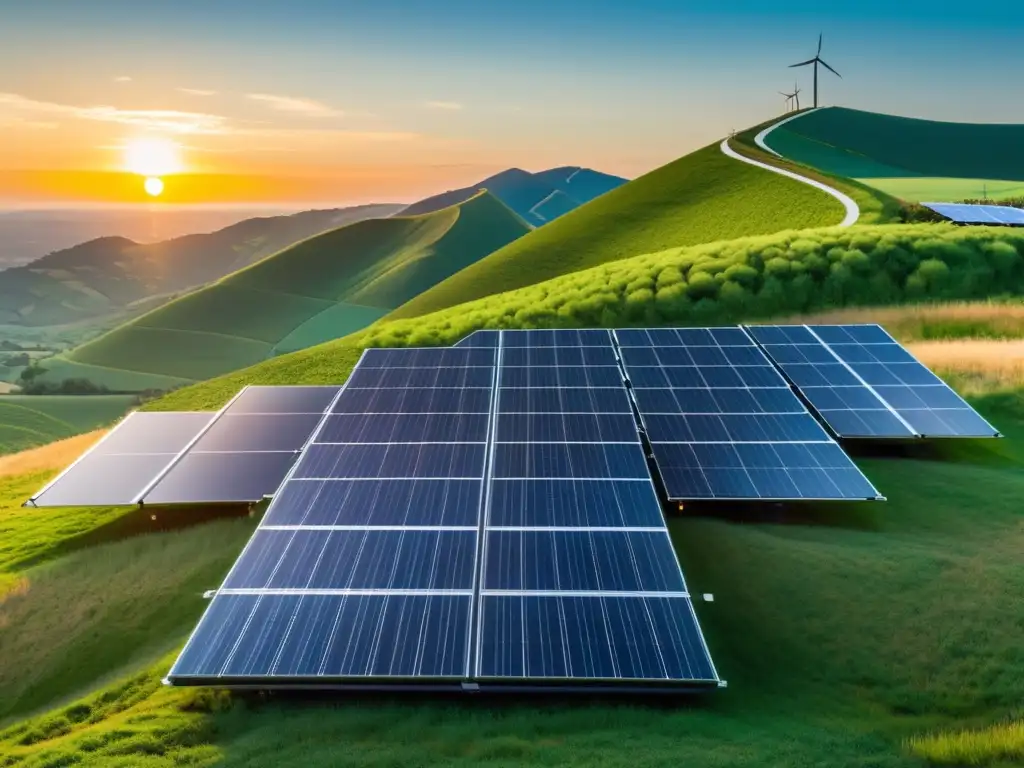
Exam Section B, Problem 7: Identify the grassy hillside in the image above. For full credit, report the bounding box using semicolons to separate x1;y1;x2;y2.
40;193;529;389
3;347;1024;765
387;141;849;320
763;107;1024;200
0;395;135;455
0;205;400;328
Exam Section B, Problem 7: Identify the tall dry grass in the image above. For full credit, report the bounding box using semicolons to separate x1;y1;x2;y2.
0;429;105;479
793;301;1024;342
907;339;1024;395
908;720;1024;765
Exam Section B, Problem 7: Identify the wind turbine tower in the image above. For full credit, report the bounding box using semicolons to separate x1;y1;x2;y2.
789;34;840;108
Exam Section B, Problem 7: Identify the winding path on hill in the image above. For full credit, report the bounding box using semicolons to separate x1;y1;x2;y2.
719;132;860;228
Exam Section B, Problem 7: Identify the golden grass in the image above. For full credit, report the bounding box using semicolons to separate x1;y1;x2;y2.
0;429;105;479
907;340;1024;396
907;720;1024;765
791;301;1024;342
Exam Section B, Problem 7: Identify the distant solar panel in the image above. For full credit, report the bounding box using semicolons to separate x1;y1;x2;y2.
26;412;214;507
168;347;497;686
921;202;1024;226
616;327;882;501
747;324;1000;438
27;386;341;508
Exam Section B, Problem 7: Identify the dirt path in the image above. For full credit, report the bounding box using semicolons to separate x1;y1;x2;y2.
0;430;106;479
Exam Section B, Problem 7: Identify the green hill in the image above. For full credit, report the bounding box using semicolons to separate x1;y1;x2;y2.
0;205;401;328
387;140;849;320
37;192;530;389
0;394;136;454
763;107;1024;201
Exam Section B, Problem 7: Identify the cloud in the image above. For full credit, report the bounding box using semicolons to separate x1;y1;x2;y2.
177;87;217;96
0;92;228;134
114;76;132;83
424;101;463;111
246;93;343;117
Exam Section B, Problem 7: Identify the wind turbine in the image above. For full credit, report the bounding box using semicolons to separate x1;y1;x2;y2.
789;34;840;108
779;88;795;113
792;82;802;111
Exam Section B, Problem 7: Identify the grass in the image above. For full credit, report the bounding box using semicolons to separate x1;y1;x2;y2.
6;392;1024;766
864;177;1024;203
908;719;1024;765
0;394;136;455
387;141;849;320
42;192;528;389
0;516;253;722
763;106;1024;183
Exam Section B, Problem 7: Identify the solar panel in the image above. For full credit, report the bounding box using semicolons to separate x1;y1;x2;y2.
475;329;719;688
616;327;882;501
747;324;999;438
26;411;215;507
139;385;342;506
168;346;497;686
921;202;1024;226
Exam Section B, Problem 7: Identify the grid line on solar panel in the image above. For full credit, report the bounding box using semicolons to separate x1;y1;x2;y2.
614;327;882;500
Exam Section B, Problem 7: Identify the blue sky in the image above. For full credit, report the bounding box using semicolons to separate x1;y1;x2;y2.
1;0;1022;202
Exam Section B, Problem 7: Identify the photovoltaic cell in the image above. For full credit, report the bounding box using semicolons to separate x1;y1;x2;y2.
921;202;1024;226
169;345;498;687
617;327;881;500
747;324;999;438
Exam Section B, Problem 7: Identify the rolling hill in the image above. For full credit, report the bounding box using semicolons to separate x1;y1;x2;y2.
762;107;1024;201
0;394;135;455
387;140;850;320
398;166;627;225
0;204;402;328
35;192;530;389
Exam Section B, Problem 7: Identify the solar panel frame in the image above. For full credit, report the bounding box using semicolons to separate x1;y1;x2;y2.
616;327;883;501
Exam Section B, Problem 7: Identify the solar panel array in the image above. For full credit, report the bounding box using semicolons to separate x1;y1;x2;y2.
477;329;717;684
747;324;1000;438
170;333;720;689
921;202;1024;226
169;347;494;684
616;328;882;501
26;386;340;508
26;412;215;507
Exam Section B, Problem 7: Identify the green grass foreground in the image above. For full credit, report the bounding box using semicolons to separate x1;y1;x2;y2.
0;394;136;455
2;392;1023;766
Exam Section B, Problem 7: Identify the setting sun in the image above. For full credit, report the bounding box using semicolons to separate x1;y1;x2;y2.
123;137;182;177
143;176;164;196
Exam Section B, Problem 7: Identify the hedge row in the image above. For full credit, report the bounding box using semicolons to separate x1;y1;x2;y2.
357;223;1024;347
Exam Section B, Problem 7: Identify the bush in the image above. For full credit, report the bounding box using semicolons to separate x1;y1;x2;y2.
356;223;1024;348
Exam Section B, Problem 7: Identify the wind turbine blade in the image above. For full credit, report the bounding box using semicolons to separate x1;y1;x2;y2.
817;33;822;55
819;58;842;77
789;58;815;67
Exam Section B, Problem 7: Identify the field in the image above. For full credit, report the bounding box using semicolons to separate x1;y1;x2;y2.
38;192;529;390
0;394;135;455
866;177;1024;203
387;140;851;320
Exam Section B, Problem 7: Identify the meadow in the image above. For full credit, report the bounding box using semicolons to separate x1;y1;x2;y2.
37;192;528;389
0;394;135;455
865;177;1024;203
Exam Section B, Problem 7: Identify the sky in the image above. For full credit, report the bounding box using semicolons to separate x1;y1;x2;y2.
2;0;1023;207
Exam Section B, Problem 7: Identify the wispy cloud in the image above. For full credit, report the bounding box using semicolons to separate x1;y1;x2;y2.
0;92;228;134
246;93;343;117
177;87;217;96
424;101;463;111
114;76;132;83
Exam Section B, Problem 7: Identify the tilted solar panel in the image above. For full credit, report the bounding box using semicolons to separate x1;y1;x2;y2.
475;329;719;687
616;327;882;501
747;324;1000;438
168;347;496;685
921;202;1024;226
25;411;215;507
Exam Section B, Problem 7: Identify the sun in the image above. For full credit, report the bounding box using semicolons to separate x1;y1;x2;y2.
123;137;182;177
144;177;164;197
